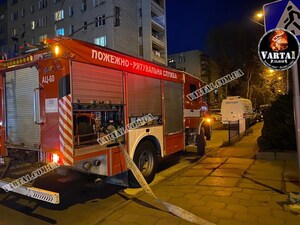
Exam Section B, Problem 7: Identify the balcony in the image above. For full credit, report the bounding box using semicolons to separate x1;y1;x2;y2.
151;16;165;31
152;35;165;49
152;0;164;12
152;50;166;65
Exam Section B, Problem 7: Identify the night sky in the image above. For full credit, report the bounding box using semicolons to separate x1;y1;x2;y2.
166;0;274;54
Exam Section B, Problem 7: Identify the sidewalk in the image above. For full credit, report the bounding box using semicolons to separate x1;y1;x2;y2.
95;122;300;225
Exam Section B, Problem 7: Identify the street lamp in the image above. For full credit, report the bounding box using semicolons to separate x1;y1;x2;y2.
248;11;264;27
256;12;263;18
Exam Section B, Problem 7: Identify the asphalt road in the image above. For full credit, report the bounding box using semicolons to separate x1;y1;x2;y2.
0;122;229;225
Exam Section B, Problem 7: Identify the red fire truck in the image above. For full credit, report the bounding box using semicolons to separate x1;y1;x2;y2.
0;38;211;204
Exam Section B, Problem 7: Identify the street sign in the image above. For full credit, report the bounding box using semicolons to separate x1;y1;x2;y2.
264;0;300;41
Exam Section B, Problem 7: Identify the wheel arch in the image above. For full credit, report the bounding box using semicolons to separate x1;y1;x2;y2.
131;135;162;159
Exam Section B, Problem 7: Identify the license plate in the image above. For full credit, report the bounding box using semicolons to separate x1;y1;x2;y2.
0;157;4;165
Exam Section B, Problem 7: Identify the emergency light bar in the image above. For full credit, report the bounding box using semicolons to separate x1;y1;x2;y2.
0;55;33;68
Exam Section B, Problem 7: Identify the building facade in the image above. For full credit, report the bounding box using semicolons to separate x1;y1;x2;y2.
2;0;167;64
168;50;225;107
0;0;7;54
168;50;208;82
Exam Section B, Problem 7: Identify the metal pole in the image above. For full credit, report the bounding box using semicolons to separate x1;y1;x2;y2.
291;63;300;184
286;69;289;93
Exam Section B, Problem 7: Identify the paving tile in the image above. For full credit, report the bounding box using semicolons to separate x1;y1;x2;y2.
205;201;226;209
181;169;212;177
192;163;221;170
258;216;284;225
271;194;288;202
219;163;250;170
155;216;182;225
271;210;300;221
238;199;261;207
234;212;258;223
199;157;227;164
232;192;252;200
223;187;242;192
210;168;245;177
226;204;247;213
134;215;160;225
210;208;233;219
118;214;141;223
199;177;240;187
285;182;300;192
244;170;282;181
239;179;282;191
251;193;272;202
226;158;254;165
283;171;299;182
183;193;202;200
166;177;204;186
217;196;240;205
213;190;233;197
247;206;271;216
218;219;243;225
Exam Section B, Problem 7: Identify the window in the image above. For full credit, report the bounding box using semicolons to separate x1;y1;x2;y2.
139;27;142;37
30;5;34;13
38;0;47;10
102;15;106;25
56;28;64;36
95;16;101;27
54;0;62;3
21;8;25;17
21;24;25;37
139;8;142;17
83;21;87;31
94;36;106;47
93;0;100;7
39;17;47;27
95;15;105;27
69;6;73;17
39;34;47;42
54;10;64;21
0;14;4;21
81;0;87;11
69;25;74;35
11;0;17;5
11;12;18;21
31;20;36;30
189;84;197;101
12;28;17;37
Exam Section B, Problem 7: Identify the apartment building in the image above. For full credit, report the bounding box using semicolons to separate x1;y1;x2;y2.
168;50;225;106
168;50;208;81
0;0;7;53
3;0;167;64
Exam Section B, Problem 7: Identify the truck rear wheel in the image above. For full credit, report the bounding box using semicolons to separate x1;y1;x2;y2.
196;128;205;156
129;140;157;187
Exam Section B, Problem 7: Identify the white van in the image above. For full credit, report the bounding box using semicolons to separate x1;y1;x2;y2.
221;96;255;124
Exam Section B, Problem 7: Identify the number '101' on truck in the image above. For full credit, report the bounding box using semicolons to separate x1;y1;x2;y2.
0;37;211;204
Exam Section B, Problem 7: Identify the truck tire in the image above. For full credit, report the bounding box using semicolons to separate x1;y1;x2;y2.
196;128;205;156
129;140;158;187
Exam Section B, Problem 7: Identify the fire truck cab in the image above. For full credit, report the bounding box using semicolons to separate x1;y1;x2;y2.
0;38;210;204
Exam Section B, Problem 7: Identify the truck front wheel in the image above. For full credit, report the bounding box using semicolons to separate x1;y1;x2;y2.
129;140;157;187
196;128;206;156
